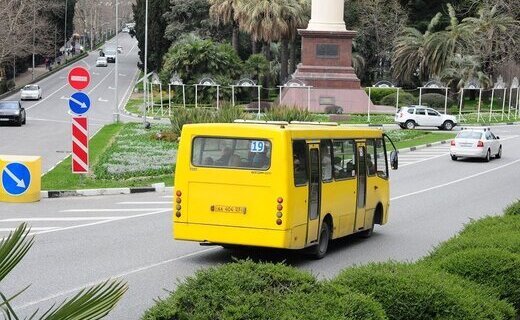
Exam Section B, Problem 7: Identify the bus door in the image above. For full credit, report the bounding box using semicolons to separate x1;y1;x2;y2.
306;143;321;244
355;143;367;231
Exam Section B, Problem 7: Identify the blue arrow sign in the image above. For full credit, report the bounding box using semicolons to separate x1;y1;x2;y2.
68;92;91;115
2;162;31;196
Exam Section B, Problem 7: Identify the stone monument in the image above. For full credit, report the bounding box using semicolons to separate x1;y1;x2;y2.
280;0;370;113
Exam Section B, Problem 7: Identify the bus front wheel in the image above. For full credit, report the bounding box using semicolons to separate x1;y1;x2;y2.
310;222;331;259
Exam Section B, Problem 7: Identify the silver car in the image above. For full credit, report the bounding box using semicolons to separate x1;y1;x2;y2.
96;57;108;67
0;101;26;126
450;128;502;162
20;84;42;100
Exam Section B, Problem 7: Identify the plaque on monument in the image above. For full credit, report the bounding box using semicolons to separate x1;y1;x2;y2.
316;44;339;58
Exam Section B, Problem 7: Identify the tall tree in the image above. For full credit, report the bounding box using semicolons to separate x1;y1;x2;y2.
133;0;171;71
208;0;241;53
392;13;442;84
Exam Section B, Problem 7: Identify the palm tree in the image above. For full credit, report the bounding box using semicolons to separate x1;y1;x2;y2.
392;13;442;84
0;223;127;319
424;4;473;77
440;53;491;102
461;4;518;75
208;0;241;53
235;0;308;83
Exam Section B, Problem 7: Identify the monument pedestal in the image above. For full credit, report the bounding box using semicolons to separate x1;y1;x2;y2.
281;29;371;113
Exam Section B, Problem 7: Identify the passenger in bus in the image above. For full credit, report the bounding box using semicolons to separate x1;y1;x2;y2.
229;154;242;167
251;148;269;168
203;157;214;165
215;146;233;166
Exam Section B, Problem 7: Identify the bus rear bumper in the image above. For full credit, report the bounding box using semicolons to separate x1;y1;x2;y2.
174;222;305;249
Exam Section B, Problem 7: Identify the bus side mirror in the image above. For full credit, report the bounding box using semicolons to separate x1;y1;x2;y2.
390;151;398;170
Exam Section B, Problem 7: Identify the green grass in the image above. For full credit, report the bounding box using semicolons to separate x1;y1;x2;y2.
42;123;175;191
394;132;456;149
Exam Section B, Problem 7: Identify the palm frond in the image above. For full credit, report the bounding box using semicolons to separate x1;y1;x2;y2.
0;223;34;283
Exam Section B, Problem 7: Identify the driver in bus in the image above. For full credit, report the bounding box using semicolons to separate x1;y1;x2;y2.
215;146;233;166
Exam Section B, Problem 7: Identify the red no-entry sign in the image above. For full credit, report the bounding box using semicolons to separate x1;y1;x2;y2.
68;67;91;90
72;117;89;174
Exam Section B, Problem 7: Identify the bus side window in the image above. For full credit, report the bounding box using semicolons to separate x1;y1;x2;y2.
320;140;333;182
366;140;377;176
293;141;308;186
375;138;389;178
332;140;356;179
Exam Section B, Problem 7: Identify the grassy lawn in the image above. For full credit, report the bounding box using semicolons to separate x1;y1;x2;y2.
42;123;176;191
385;130;456;149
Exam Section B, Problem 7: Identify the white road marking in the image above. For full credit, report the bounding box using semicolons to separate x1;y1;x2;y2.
1;217;117;222
0;227;58;232
392;158;520;200
98;97;109;102
61;208;170;213
117;201;172;205
26;118;69;124
87;68;114;94
16;246;217;311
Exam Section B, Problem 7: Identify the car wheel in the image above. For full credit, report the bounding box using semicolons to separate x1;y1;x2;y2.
310;221;331;260
443;121;454;131
451;155;458;161
485;149;491;162
16;116;23;127
22;114;26;125
359;215;375;238
496;146;502;159
405;120;416;130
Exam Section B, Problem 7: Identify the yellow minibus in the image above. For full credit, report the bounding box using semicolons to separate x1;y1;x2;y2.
173;121;398;258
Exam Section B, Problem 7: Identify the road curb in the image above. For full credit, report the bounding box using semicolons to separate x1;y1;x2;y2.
401;140;450;153
41;183;172;199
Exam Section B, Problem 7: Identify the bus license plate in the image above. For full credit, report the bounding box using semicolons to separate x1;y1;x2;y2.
211;205;246;214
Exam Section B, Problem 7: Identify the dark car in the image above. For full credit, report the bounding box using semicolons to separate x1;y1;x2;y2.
0;101;26;126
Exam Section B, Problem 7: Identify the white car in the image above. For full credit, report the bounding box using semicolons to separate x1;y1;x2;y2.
122;27;130;33
96;57;108;67
395;105;457;130
450;128;502;162
20;84;42;100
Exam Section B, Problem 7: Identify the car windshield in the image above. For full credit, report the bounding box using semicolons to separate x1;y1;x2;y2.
0;102;19;110
106;49;116;55
24;85;38;91
457;131;483;139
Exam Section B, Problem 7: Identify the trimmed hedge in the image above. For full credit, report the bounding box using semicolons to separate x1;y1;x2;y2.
504;200;520;216
380;92;415;107
142;260;317;320
331;262;515;320
420;93;455;109
262;106;318;122
365;87;399;104
278;284;387;320
423;248;520;310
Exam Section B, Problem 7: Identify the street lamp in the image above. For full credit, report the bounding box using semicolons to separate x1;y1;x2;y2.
114;0;120;123
143;0;149;126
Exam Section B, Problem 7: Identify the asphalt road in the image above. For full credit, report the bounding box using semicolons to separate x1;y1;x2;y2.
0;33;140;173
0;125;518;319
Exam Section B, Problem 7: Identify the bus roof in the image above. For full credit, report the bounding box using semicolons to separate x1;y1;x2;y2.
182;123;384;139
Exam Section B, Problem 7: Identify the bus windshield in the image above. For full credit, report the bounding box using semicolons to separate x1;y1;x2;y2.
191;137;271;170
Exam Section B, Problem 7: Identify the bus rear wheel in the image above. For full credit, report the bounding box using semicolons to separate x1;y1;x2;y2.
310;222;331;259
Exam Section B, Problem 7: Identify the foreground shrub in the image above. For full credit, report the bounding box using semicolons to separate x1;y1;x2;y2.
420;93;455;109
278;284;387;320
504;200;520;216
142;260;316;320
423;248;520;311
331;262;515;320
380;92;415;107
365;88;398;104
215;103;247;123
429;215;520;258
262;106;318;122
170;108;215;135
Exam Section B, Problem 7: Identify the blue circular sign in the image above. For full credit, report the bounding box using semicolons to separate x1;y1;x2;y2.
2;162;31;196
69;92;91;115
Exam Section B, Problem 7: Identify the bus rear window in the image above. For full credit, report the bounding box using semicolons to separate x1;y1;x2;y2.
191;137;271;170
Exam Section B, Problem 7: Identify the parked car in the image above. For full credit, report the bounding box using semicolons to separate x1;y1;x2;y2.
395;105;457;130
20;84;42;100
450;127;502;162
0;101;26;126
96;57;108;67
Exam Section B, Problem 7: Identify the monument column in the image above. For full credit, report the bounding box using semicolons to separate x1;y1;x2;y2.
283;0;370;113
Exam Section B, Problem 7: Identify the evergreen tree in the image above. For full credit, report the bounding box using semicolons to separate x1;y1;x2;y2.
133;0;171;72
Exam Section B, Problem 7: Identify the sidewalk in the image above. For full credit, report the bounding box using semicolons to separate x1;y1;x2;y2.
14;65;48;88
